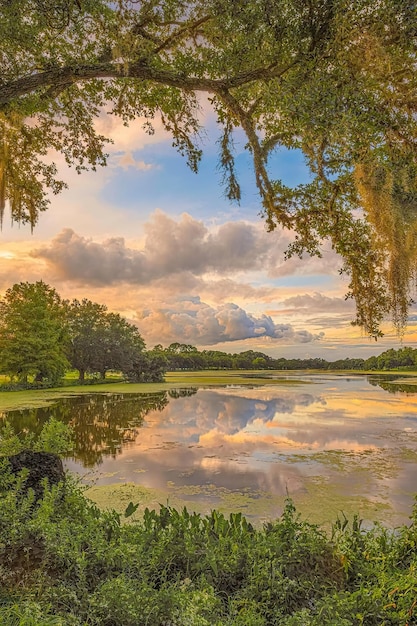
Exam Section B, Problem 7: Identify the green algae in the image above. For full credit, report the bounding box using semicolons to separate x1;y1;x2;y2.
283;446;417;481
85;472;397;530
85;438;417;528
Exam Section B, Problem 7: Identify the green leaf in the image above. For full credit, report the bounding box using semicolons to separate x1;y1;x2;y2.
124;501;139;518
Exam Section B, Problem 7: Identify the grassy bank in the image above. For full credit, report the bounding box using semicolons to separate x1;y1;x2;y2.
0;370;309;412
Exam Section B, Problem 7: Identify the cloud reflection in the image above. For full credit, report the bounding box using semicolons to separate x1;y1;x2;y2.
5;377;417;515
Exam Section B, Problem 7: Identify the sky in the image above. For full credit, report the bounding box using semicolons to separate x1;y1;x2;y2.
1;106;416;360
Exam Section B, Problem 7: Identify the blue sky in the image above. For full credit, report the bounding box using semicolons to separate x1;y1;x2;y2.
1;110;416;359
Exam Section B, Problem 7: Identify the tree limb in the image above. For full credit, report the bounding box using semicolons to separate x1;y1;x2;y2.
0;57;301;110
217;87;293;228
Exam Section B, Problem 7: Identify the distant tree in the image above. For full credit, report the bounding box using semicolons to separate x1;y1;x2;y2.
369;346;417;371
98;312;145;379
377;348;400;370
364;356;379;371
252;357;268;369
126;348;167;383
328;358;364;371
68;301;146;380
68;299;108;382
205;350;233;370
0;281;68;384
1;0;416;336
396;347;416;368
164;343;200;370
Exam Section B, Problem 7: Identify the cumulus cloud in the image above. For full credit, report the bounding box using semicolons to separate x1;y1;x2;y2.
136;297;323;346
31;212;282;285
31;210;341;288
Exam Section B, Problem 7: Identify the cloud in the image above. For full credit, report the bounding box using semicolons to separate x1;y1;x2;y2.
31;212;283;285
94;112;171;153
31;228;147;285
304;315;356;330
200;279;277;302
281;292;355;313
267;248;342;278
116;151;156;171
31;211;339;288
136;297;323;346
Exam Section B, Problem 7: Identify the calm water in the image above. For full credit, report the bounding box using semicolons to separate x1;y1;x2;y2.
3;374;417;525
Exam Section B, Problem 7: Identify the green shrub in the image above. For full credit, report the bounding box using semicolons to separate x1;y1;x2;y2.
1;440;417;626
0;417;73;457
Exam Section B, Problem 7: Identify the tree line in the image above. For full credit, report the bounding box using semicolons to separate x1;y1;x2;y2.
148;343;417;373
0;281;166;387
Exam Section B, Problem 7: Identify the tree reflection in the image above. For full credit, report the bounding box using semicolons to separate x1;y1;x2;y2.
1;392;168;467
168;388;198;398
367;376;417;394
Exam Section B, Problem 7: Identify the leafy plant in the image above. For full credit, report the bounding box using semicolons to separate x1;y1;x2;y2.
1;465;417;625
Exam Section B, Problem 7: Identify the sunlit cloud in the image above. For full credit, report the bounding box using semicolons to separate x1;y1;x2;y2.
30;211;332;287
280;292;355;314
116;151;157;171
135;297;324;346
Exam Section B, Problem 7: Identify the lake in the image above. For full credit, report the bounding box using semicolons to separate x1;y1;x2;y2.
2;373;417;526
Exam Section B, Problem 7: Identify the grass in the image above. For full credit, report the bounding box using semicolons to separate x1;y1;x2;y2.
0;370;308;412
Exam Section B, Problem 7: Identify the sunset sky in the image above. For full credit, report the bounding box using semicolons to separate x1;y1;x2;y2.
1;106;416;360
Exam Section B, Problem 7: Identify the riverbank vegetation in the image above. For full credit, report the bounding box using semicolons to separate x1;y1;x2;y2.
155;344;417;373
1;422;417;625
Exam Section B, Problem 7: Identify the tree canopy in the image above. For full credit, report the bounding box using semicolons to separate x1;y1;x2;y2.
1;0;416;337
0;281;69;384
66;297;163;381
0;283;166;386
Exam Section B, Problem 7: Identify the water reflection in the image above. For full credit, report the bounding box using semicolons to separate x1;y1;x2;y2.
2;376;417;523
368;375;417;394
3;392;169;466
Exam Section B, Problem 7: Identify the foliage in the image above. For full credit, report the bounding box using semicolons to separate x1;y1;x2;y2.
99;312;145;378
67;299;146;381
67;299;109;382
157;343;368;371
0;417;73;457
125;347;168;382
2;462;417;626
364;346;417;371
1;1;417;336
0;284;167;387
0;282;69;385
